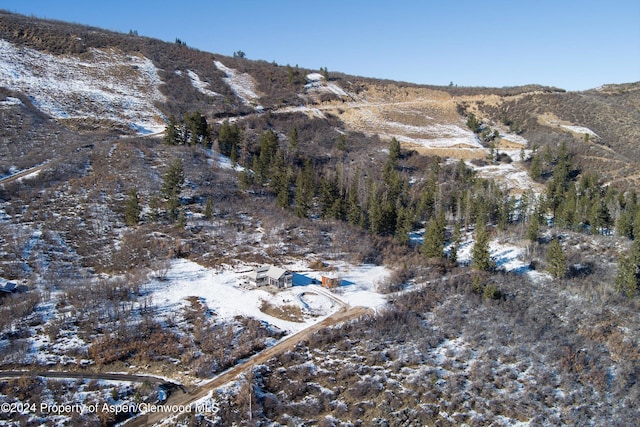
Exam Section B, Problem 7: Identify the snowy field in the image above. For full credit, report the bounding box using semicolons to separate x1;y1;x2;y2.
146;259;392;334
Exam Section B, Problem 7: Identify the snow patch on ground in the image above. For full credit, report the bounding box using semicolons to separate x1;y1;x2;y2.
0;96;23;107
0;40;166;134
304;73;350;98
373;120;483;150
469;161;539;193
146;259;316;333
274;105;327;119
306;73;324;82
454;235;531;275
186;69;220;98
144;259;390;334
560;124;599;139
16;169;41;182
211;150;245;171
213;60;261;109
396;131;482;149
295;263;390;310
500;132;528;146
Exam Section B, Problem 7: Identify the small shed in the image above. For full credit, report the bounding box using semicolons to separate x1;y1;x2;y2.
321;275;340;289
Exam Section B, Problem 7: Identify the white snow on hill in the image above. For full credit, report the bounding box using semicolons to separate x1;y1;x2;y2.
500;132;528;146
469;161;540;193
186;69;220;98
0;96;23;107
454;235;542;278
561;124;599;139
214;60;261;108
394;123;483;149
0;40;166;134
305;72;350;98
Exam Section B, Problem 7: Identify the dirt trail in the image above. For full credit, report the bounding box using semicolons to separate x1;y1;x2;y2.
124;305;371;426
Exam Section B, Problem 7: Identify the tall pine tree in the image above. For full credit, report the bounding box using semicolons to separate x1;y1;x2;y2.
422;212;446;259
615;240;640;298
472;221;493;271
124;188;141;226
546;238;567;278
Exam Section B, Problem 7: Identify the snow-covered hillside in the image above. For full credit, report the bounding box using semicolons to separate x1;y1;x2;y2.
214;60;262;109
0;39;166;133
185;69;220;98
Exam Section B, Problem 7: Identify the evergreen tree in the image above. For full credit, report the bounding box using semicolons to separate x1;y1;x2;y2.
389;137;401;164
321;66;329;80
449;221;463;263
124;188;141;226
498;196;515;231
148;196;160;223
161;159;185;201
288;127;299;149
294;160;314;218
319;176;339;219
258;129;279;181
238;170;254;191
163;115;182;145
395;204;413;245
557;184;578;230
330;195;346;221
527;203;542;243
184;111;210;146
589;197;611;235
472;221;493;271
276;182;290;208
368;185;384;235
546;238;567;278
422;212;446;259
346;183;363;227
616;209;635;239
336;134;347;152
615;240;640;298
204;198;213;220
379;197;398;236
417;174;437;221
218;121;242;157
176;208;187;229
529;152;542;181
167;196;181;222
161;159;184;222
270;151;291;208
466;113;480;133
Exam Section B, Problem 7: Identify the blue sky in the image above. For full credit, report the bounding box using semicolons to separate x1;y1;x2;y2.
1;0;638;91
